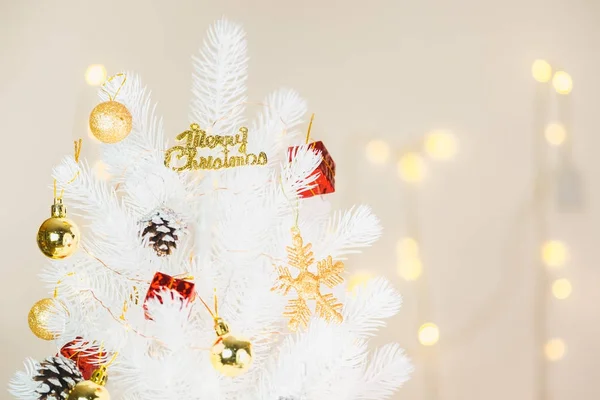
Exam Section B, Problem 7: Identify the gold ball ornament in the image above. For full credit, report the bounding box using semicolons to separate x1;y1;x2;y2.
28;298;58;340
89;100;132;144
67;367;110;400
37;198;79;259
210;317;253;377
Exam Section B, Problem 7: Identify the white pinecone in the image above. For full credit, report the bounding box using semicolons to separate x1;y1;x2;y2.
33;356;83;400
141;207;187;257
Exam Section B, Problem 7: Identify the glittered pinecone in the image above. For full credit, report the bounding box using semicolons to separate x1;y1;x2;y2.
141;208;186;257
33;356;83;400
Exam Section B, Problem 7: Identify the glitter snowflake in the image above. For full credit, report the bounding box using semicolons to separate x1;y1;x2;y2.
272;227;345;331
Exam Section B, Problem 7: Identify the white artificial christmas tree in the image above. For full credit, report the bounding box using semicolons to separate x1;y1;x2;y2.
10;19;412;400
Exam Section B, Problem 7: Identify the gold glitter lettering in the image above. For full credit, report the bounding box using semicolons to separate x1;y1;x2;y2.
257;152;268;165
165;124;267;171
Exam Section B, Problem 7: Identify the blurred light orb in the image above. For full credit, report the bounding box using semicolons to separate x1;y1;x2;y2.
398;152;427;183
545;123;567;146
85;64;107;86
418;323;440;346
396;237;419;257
531;60;552;83
552;278;572;300
347;271;374;293
425;131;458;160
545;338;566;361
552;71;573;94
366;139;391;165
93;160;111;181
541;240;568;268
398;256;423;281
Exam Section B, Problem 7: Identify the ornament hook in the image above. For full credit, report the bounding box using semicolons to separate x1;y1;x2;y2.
197;289;230;336
101;73;127;101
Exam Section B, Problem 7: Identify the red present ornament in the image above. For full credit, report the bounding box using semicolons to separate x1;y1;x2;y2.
288;140;336;198
59;338;105;380
143;272;196;319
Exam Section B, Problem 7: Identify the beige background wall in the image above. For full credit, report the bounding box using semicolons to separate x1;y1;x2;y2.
1;0;599;399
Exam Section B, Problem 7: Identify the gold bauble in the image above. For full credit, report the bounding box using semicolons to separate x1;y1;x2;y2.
89;100;132;144
210;333;253;377
28;298;58;340
37;199;79;259
67;380;110;400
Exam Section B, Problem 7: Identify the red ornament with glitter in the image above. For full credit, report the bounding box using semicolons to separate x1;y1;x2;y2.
59;338;106;380
143;272;196;319
288;140;336;198
287;115;336;199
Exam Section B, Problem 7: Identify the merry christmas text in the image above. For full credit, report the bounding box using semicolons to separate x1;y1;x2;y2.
164;124;268;171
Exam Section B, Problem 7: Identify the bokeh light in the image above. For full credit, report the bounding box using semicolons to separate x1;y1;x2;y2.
552;71;573;95
93;160;111;181
365;139;391;165
425;130;458;160
545;123;567;146
396;237;422;281
396;237;419;257
398;256;423;281
541;240;568;268
545;338;566;361
347;271;374;293
85;64;107;86
397;152;427;183
418;323;440;346
552;278;572;300
532;60;552;83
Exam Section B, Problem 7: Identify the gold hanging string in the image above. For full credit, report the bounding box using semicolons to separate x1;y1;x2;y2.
100;73;127;101
278;176;300;229
103;351;119;368
276;113;316;228
57;139;83;200
306;113;315;144
196;288;221;319
213;288;218;317
197;295;215;318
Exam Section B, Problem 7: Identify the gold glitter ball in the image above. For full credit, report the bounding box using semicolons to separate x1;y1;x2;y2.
89;100;132;144
28;298;58;341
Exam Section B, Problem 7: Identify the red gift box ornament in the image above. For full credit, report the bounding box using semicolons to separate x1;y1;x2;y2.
143;272;196;319
59;338;106;380
287;114;336;199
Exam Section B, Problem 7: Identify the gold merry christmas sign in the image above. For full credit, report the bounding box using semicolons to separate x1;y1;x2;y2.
164;124;268;171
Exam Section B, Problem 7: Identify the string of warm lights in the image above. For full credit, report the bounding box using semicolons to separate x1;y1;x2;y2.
361;126;458;400
531;58;575;399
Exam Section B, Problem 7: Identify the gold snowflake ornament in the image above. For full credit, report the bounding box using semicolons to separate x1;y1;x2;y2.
272;227;345;331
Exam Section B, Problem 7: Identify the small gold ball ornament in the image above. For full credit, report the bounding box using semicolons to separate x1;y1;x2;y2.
89;100;132;144
67;366;110;400
209;317;253;377
28;298;58;340
37;198;79;259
